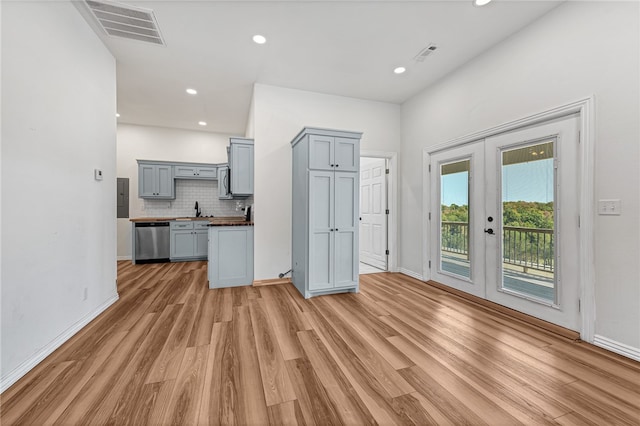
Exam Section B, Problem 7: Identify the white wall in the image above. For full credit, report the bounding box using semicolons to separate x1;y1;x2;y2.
401;1;639;349
116;124;241;258
1;1;117;389
252;84;401;280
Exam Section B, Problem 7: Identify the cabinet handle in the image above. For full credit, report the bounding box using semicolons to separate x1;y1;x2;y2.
330;164;334;167
335;228;339;231
335;164;339;168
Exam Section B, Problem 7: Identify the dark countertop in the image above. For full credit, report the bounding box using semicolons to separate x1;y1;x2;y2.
130;217;253;226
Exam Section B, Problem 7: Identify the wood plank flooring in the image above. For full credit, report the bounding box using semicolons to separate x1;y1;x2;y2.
2;261;639;425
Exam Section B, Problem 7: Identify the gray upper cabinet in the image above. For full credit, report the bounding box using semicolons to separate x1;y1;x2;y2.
229;138;254;196
174;164;217;179
309;134;359;172
290;127;362;299
138;160;223;200
138;162;174;199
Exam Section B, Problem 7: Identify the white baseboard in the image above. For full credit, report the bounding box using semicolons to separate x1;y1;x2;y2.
117;255;131;261
398;268;424;281
593;335;640;362
0;293;119;393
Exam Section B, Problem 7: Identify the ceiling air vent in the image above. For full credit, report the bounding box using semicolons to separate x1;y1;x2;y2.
85;0;165;46
414;44;438;62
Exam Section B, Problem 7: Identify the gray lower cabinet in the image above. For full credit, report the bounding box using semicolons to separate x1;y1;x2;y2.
170;221;209;260
138;162;174;199
208;226;254;288
291;127;362;299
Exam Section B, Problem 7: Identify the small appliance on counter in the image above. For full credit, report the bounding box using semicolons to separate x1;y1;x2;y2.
244;204;253;222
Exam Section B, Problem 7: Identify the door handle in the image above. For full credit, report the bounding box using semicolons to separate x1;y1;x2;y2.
484;228;495;235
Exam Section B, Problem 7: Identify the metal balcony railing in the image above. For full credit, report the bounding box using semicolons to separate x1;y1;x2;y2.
441;221;554;273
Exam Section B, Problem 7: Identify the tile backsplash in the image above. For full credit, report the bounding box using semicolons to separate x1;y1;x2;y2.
143;180;252;217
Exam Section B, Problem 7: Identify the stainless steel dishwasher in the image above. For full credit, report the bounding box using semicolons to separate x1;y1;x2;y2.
134;222;170;263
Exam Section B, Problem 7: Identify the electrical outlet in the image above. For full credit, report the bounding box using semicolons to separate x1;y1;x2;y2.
598;199;621;215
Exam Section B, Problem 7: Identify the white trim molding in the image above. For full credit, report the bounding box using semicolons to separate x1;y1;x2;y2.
422;96;596;344
0;293;120;393
117;255;132;261
398;268;424;282
593;335;640;362
361;150;399;273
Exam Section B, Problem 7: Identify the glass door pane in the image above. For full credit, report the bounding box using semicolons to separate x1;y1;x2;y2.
441;160;471;279
501;140;556;302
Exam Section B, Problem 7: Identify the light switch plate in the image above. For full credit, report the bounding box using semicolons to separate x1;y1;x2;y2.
94;169;103;181
598;199;621;215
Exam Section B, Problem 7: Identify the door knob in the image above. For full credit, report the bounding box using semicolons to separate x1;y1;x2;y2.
484;228;495;235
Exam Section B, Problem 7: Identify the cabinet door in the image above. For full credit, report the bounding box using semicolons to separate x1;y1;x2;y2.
139;164;156;197
334;172;359;288
230;143;254;195
218;166;232;199
171;230;195;258
174;165;198;178
194;229;209;257
334;137;359;172
308;171;334;291
156;165;174;197
308;135;335;171
196;167;218;179
208;227;254;288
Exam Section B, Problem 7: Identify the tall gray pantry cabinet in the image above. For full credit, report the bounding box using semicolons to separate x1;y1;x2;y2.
291;127;362;299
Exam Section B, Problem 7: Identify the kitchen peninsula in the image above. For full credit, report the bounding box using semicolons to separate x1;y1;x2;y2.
130;216;254;288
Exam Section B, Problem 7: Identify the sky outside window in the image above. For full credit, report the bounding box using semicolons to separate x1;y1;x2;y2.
441;159;553;206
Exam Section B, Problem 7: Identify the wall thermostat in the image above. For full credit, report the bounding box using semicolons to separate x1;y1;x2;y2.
94;169;103;181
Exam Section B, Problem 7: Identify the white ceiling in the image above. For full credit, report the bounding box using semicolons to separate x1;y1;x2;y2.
77;0;563;135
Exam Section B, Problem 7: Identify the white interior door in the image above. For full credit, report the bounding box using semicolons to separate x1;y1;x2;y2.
485;115;581;331
359;157;387;270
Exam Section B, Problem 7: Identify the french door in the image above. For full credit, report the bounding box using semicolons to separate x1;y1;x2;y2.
430;142;485;298
430;115;581;331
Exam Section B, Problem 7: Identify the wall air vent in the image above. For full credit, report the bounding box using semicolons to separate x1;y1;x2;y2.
85;0;165;46
414;44;438;62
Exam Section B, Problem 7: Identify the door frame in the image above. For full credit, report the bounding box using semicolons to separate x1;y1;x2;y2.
422;96;595;342
361;150;398;273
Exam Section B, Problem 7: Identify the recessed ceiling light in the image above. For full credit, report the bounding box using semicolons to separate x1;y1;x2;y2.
186;88;198;95
473;0;492;6
198;121;207;126
253;35;266;44
394;67;406;74
116;113;120;118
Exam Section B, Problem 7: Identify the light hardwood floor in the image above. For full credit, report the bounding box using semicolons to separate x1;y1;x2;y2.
2;261;639;425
